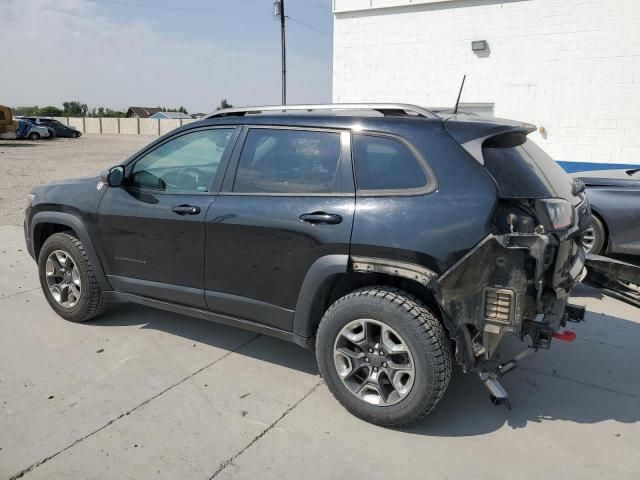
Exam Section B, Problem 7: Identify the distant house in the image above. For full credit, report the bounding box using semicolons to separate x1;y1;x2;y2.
125;107;162;118
191;113;206;119
148;111;192;120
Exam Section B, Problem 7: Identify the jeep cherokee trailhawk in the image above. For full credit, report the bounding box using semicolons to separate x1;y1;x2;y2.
25;104;589;426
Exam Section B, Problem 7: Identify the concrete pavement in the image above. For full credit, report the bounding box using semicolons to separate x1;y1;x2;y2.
1;224;639;479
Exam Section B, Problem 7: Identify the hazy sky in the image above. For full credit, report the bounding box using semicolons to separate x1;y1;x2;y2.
2;0;333;112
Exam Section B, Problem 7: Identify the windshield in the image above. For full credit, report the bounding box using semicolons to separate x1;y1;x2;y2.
482;133;578;203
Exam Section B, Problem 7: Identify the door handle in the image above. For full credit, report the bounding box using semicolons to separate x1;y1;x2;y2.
171;204;201;215
299;212;343;225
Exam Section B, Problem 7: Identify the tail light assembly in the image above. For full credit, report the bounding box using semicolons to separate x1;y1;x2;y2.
538;198;574;231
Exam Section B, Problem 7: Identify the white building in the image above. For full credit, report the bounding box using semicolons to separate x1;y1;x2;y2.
333;0;640;168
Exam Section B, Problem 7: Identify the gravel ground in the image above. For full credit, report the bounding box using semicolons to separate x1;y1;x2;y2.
0;134;155;226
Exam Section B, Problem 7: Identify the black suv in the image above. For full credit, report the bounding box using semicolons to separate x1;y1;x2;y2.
24;104;589;426
20;117;82;138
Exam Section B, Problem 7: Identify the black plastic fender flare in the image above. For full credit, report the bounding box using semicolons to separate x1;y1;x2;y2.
292;254;349;338
30;211;111;291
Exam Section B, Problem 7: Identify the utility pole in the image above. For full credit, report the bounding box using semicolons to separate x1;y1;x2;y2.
274;0;286;104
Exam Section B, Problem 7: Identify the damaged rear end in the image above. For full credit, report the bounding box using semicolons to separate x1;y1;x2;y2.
437;117;591;404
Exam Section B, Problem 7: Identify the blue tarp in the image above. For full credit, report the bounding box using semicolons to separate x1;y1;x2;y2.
15;120;31;138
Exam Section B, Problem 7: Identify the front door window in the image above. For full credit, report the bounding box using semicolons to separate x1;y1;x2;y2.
131;128;235;193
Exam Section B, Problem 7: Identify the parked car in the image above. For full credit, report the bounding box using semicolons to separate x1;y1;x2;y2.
24;104;589;426
15;119;51;140
573;168;640;258
18;117;82;138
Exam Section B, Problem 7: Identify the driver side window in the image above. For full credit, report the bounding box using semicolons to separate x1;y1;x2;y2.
131;128;234;192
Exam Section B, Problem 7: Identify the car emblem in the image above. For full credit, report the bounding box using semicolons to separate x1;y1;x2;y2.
97;181;104;190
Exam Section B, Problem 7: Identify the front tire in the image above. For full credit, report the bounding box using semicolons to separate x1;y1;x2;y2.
316;286;452;427
38;232;108;322
28;132;40;140
582;215;605;255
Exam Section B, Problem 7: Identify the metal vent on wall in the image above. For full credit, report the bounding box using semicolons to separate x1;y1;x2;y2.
484;288;515;325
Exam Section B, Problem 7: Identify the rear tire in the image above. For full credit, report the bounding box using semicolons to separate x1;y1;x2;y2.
28;132;40;140
38;232;108;322
316;286;452;427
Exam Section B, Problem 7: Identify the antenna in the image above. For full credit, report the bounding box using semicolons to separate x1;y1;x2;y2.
453;74;466;114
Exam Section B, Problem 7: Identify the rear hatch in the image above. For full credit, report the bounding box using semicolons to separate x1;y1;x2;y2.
443;115;583;207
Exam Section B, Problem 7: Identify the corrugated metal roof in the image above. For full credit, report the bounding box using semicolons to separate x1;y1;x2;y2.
149;111;192;119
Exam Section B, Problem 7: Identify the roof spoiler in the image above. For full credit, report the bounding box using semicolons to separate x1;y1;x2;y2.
444;117;536;165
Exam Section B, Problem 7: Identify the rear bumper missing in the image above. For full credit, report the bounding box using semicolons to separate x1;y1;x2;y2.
434;232;586;372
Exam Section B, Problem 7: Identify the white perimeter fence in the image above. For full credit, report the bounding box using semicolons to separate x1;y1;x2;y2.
54;117;197;136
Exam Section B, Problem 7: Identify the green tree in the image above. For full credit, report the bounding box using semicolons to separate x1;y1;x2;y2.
218;99;233;110
62;101;88;117
13;106;40;116
39;106;63;117
104;108;125;118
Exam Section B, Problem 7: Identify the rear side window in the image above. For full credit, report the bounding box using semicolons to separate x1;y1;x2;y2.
352;135;428;191
233;128;342;194
482;134;576;201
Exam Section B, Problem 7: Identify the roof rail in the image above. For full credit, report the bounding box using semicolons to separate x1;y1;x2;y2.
204;103;439;119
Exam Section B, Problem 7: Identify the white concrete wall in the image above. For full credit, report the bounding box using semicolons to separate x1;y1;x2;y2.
159;119;181;136
333;0;640;164
84;118;101;134
101;117;119;134
67;117;85;132
119;118;139;135
49;117;197;136
139;118;159;136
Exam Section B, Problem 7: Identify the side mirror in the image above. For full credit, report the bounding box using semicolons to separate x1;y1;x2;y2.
107;166;125;187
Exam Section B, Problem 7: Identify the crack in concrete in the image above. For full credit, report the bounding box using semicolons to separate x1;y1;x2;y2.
518;366;640;399
0;287;40;301
209;381;323;479
576;336;640;353
8;334;261;480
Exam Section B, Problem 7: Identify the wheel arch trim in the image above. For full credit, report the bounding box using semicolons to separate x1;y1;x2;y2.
30;211;111;290
292;254;442;338
292;254;349;337
351;255;437;286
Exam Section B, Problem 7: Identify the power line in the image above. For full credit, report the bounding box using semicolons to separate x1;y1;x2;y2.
85;0;270;17
83;0;333;36
287;16;331;37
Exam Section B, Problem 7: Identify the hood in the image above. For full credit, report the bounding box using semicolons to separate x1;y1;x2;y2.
32;175;98;193
573;169;640;187
29;175;106;216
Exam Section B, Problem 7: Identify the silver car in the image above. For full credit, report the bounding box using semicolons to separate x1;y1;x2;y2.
15;119;51;140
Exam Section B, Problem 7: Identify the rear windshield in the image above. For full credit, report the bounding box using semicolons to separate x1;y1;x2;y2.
482;133;577;202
